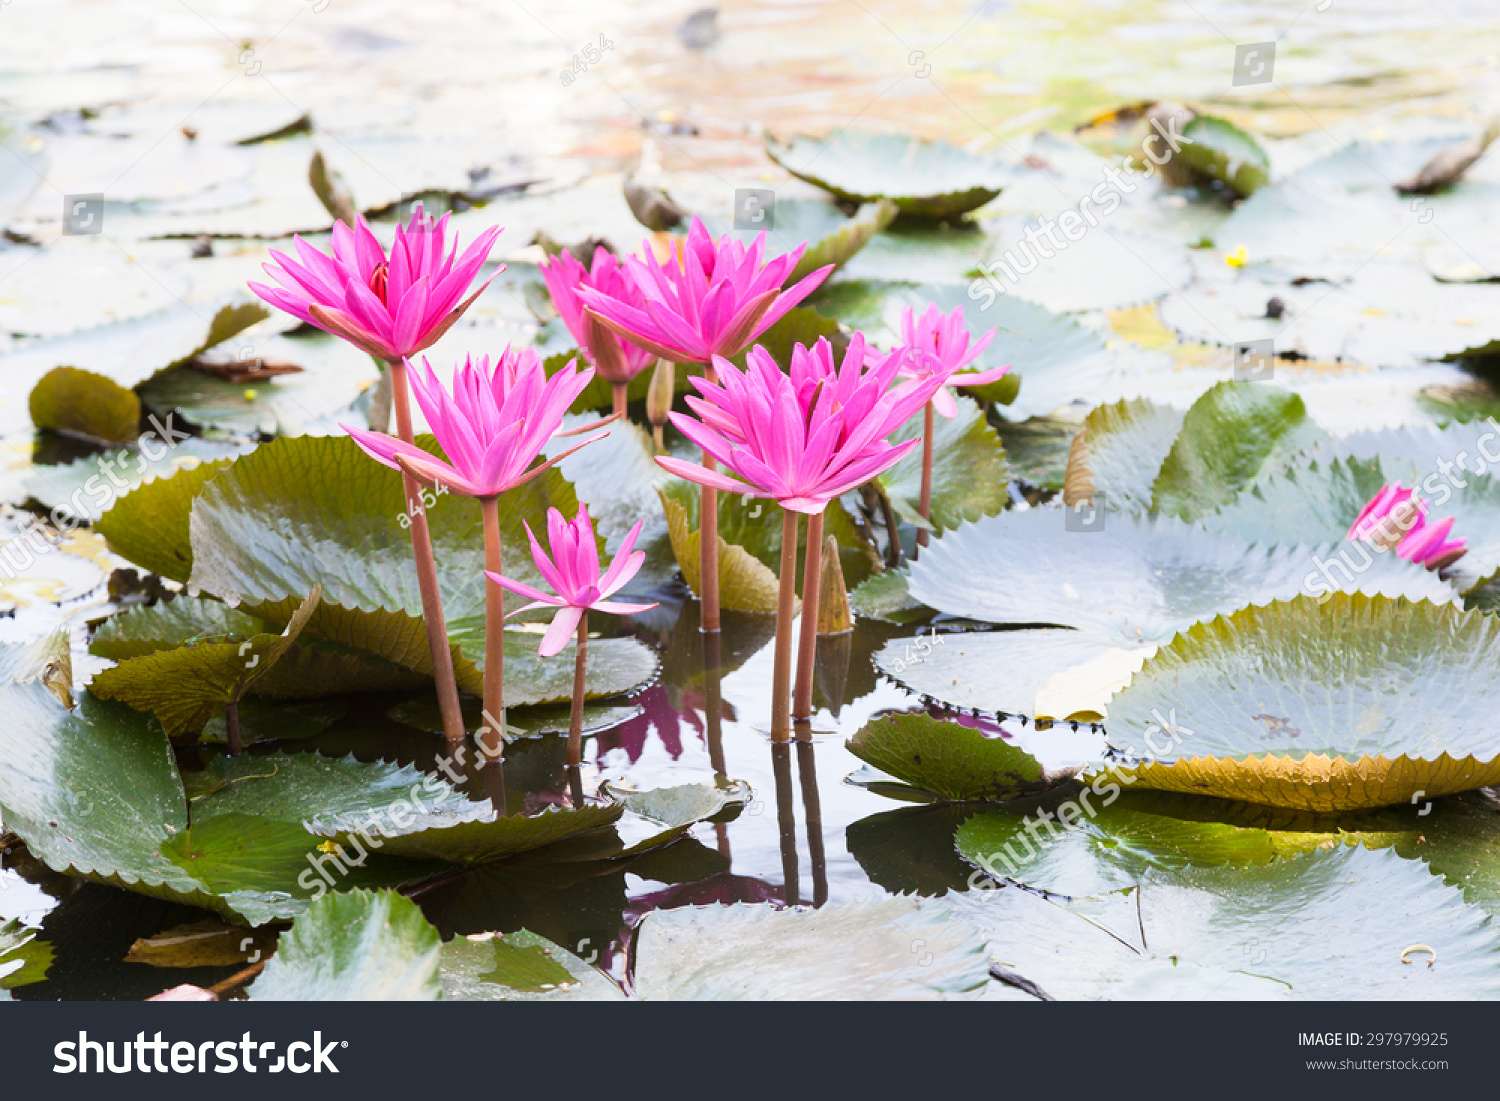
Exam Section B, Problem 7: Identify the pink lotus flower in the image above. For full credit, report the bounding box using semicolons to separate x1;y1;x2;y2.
880;303;1009;418
1348;482;1467;570
341;348;602;498
250;203;502;361
655;338;946;513
540;246;657;385
486;507;657;656
576;217;833;364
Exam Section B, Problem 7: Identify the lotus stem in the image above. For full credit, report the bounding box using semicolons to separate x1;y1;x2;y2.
389;358;467;747
700;473;721;632
792;510;824;722
917;400;934;550
611;381;628;419
479;494;505;761
568;610;588;768
224;700;242;756
772;507;799;741
653;423;665;454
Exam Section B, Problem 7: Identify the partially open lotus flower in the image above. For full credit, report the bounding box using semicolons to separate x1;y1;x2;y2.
576;216;833;365
341;349;603;498
487;506;657;657
1349;482;1467;570
487;506;658;770
250;203;502;361
540;246;657;396
880;303;1009;418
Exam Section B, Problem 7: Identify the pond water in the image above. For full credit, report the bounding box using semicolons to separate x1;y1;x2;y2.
3;0;1500;1001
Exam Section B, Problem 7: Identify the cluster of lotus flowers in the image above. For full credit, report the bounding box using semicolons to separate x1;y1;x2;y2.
249;205;1011;757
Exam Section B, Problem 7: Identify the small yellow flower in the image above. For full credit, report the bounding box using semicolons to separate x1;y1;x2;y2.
1225;246;1248;268
243;388;258;401
316;840;340;854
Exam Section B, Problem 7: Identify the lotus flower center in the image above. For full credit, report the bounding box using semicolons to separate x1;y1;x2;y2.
369;263;389;306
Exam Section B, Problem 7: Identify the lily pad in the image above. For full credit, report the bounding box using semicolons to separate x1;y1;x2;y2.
0;919;53;989
25;437;251;525
187;434;654;701
440;929;622;1001
906;508;1456;647
1100;594;1500;810
1062;397;1185;515
29;367;140;445
849;567;931;625
875;629;1150;719
1150;381;1326;520
949;845;1500;999
95;457;235;582
632;895;992;999
877;395;1009;534
89;588;322;740
249;889;442;1001
847;712;1072;802
1177;115;1270;197
336;804;625;865
766;130;1006;218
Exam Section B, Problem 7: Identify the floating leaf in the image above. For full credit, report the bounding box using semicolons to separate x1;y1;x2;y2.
950;845;1500;999
1151;381;1326;520
90;588;322;740
875;629;1149;719
441;930;622;1000
25;438;251;525
1100;594;1500;810
907;508;1456;647
336;804;624;865
1177;115;1270;197
0;919;52;989
847;712;1071;802
766;130;1006;218
29;367;140;445
125;919;279;969
96;458;234;583
848;567;931;625
249;889;441;1001
1063;398;1185;514
633;895;992;999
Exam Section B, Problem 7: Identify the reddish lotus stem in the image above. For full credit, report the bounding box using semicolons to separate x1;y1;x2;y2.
700;362;721;633
480;494;505;760
771;507;799;742
224;700;242;756
701;472;721;633
568;610;588;768
390;358;466;747
611;381;628;419
917;400;934;550
792;509;823;721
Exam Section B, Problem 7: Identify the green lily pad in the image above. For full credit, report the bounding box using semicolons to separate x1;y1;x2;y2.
96;457;235;583
0;919;53;990
614;780;751;854
632;895;992;1000
877;395;1009;535
323;804;625;866
187;434;654;701
89;588;322;739
1102;594;1500;810
1177;115;1270;197
1151;381;1326;520
766;130;1006;218
847;712;1070;802
949;845;1500;999
1062;397;1185;516
440;929;623;1000
849;567;931;625
249;889;442;1001
995;412;1080;490
29;367;140;445
906;508;1456;647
